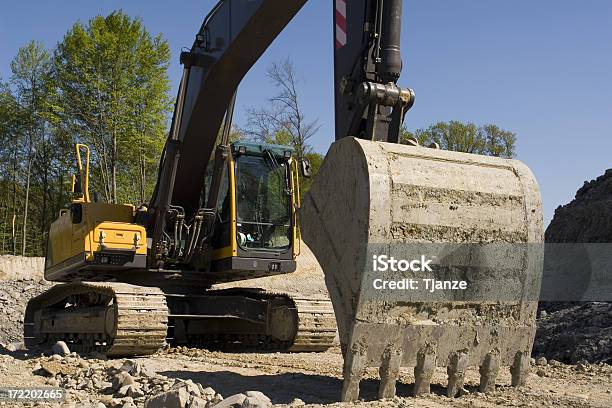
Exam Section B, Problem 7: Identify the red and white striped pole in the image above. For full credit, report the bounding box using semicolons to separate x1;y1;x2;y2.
335;0;347;49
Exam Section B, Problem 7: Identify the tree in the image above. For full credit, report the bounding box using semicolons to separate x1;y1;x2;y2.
0;79;21;254
244;59;322;194
479;124;516;158
401;121;516;158
0;12;172;256
263;129;323;195
10;41;53;255
53;11;171;204
244;58;320;159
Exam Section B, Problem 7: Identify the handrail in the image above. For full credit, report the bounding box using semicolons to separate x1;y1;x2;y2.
74;144;91;203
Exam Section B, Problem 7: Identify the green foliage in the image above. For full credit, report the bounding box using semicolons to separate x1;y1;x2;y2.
402;121;517;158
264;129;292;147
299;151;323;195
53;11;171;204
0;81;18;144
0;42;72;255
479;124;517;158
0;12;172;256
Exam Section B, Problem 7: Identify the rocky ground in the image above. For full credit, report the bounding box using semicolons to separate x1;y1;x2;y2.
0;344;610;408
0;277;610;407
534;302;612;365
0;279;51;344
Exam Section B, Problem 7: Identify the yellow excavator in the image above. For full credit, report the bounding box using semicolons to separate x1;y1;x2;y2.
25;0;544;401
28;135;334;355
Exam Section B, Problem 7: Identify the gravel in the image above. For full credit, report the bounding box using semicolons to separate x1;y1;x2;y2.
30;354;229;408
0;278;51;346
534;302;612;364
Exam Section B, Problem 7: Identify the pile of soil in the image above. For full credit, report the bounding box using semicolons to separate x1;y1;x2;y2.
535;169;612;364
534;302;612;364
545;169;612;243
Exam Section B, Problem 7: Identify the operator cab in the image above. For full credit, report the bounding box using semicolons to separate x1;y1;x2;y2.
204;141;300;280
235;149;293;252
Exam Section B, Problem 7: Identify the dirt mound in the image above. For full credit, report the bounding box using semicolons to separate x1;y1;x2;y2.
534;302;612;364
545;169;612;243
536;169;612;364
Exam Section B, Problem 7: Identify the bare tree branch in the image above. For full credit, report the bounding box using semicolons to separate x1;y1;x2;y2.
243;58;319;157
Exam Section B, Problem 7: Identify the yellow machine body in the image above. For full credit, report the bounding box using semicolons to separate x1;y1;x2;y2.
45;202;147;281
44;144;147;281
44;142;302;285
25;141;338;359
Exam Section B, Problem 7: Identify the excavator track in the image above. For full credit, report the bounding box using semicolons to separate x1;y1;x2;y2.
25;283;335;356
170;289;337;353
24;282;168;356
287;297;337;352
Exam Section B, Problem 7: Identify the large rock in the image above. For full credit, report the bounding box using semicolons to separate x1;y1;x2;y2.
189;396;208;408
52;340;71;356
112;372;135;390
144;387;190;408
242;391;271;408
210;393;247;408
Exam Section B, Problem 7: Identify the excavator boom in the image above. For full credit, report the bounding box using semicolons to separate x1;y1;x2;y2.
149;0;414;270
151;0;307;219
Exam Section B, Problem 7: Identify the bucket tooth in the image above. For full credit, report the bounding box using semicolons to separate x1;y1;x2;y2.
378;347;403;399
479;352;500;393
413;349;436;396
341;344;368;402
510;350;530;387
447;351;469;398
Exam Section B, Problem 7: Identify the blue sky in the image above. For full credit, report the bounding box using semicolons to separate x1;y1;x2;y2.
1;1;611;226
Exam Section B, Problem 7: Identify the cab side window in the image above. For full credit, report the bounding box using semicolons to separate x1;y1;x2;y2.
216;164;230;223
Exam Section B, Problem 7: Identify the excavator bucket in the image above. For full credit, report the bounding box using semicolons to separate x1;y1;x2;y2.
300;137;543;401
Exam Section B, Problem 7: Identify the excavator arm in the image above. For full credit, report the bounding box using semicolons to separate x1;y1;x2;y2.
333;0;414;141
149;0;414;268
